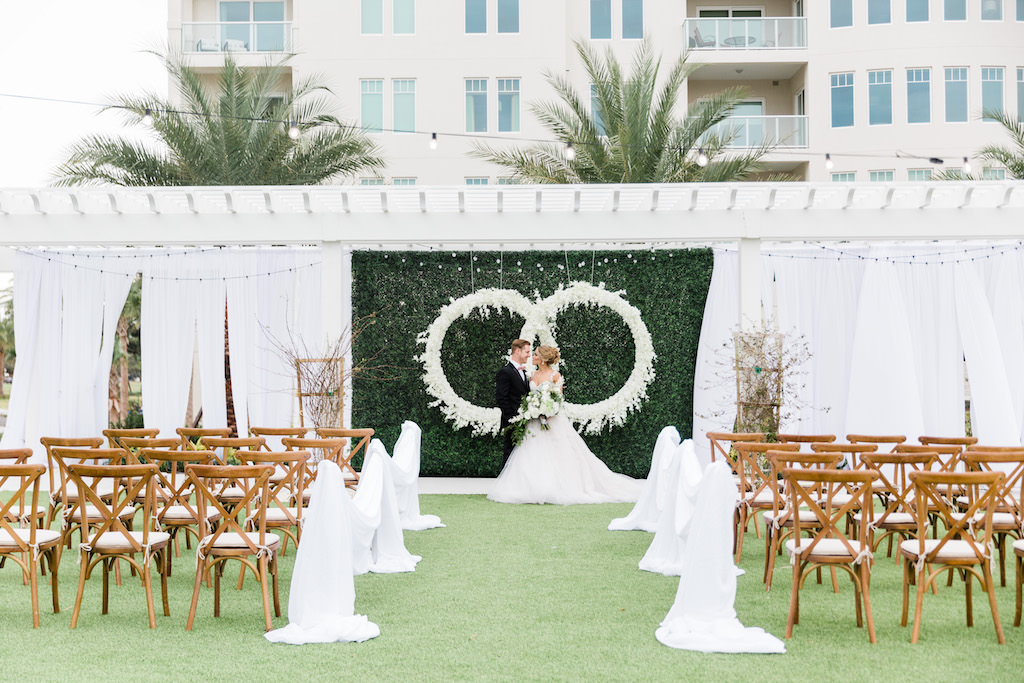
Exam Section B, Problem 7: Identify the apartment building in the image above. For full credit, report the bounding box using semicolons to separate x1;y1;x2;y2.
168;0;1024;183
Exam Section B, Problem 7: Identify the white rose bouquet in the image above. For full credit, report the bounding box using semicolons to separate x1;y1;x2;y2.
504;381;564;446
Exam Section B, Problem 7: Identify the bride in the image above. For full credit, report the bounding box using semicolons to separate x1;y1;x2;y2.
488;345;644;505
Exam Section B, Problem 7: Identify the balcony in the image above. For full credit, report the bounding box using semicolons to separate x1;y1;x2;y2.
697;116;808;149
684;17;807;50
182;22;292;53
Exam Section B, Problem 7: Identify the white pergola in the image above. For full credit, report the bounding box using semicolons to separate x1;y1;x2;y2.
3;181;1023;336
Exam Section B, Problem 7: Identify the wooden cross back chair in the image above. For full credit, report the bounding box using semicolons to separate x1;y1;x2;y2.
732;441;801;561
783;467;879;644
281;437;347;497
706;431;764;470
248;426;310;451
811;442;882;503
960;451;1024;587
861;452;939;560
900;470;1005;644
0;449;45;527
198;437;267;466
847;434;907;452
777;434;837;446
176;427;232;451
762;451;843;591
316;427;374;487
67;463;171;629
0;463;62;627
185;464;280;631
919;435;978;449
136;448;219;569
102;428;160;450
236;450;309;557
40;437;104;527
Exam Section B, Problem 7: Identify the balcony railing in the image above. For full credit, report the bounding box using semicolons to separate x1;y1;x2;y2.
684;17;807;50
696;115;808;149
182;22;292;53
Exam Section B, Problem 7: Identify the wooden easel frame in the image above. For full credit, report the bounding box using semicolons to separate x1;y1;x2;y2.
295;357;344;429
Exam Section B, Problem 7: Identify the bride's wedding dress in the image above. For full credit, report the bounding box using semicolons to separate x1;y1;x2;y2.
488;378;644;505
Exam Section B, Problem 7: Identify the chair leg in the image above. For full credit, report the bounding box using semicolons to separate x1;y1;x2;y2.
271;553;281;617
981;562;1006;644
48;548;60;614
160;550;170;617
735;508;747;562
785;559;801;638
1015;554;1023;627
143;558;156;629
997;535;1007;587
102;558;110;615
214;563;221;618
29;549;40;628
900;557;911;627
186;558;205;631
911;566;927;643
70;550;89;629
860;562;876;644
259;555;273;631
965;570;974;627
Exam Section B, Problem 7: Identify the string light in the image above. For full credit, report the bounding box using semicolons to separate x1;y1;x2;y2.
429;132;438;150
696;147;708;167
962;156;972;175
141;108;154;127
825;153;834;170
565;142;576;161
287;121;300;139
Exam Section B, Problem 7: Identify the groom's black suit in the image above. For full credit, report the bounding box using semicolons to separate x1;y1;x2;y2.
496;361;530;468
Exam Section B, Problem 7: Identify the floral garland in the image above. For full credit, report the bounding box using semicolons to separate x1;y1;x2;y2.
416;282;656;436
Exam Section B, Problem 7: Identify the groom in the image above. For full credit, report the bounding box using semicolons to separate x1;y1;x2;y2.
495;338;532;468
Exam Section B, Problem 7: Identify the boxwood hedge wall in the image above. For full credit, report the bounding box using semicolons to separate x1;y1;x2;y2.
351;248;713;478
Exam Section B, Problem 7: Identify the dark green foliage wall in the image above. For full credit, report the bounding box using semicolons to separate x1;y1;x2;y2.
351;248;713;478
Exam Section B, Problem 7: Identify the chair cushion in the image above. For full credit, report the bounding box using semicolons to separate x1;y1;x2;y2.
65;505;135;522
0;528;61;550
62;479;117;500
786;537;868;559
265;507;301;523
160;505;221;523
203;532;282;551
872;512;915;526
900;538;987;562
744;489;775;505
88;530;171;552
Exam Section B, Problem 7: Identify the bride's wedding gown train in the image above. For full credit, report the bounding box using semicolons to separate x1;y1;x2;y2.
488;397;643;505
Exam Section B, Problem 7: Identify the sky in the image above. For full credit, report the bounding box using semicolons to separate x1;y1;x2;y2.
0;1;168;187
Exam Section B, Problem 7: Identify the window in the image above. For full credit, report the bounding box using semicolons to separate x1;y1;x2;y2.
361;0;383;34
907;68;930;123
1019;0;1024;20
944;67;968;122
907;0;928;21
982;67;1004;120
498;78;520;132
498;0;519;32
393;79;415;133
591;85;606;136
361;79;383;132
731;101;765;146
497;177;520;184
869;170;894;182
982;0;1002;20
466;79;488;132
466;0;486;33
622;0;643;38
869;70;893;125
983;168;1006;180
830;0;853;27
466;177;489;185
220;1;285;51
908;169;933;181
394;0;414;33
868;0;890;24
591;0;611;38
1018;68;1024;122
831;72;854;127
831;172;856;182
944;0;966;20
393;177;417;185
360;178;384;185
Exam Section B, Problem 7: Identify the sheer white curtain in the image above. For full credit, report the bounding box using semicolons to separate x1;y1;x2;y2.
979;251;1024;443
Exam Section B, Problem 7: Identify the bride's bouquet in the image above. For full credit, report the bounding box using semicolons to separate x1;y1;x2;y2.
504;382;564;447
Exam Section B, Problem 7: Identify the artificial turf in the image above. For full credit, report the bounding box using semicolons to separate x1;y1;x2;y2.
1;494;1021;681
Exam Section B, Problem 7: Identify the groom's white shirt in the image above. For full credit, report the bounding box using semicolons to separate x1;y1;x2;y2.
507;357;527;384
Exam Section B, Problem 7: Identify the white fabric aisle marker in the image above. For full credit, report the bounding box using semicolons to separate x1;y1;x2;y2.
609;426;681;532
638;440;702;576
264;461;380;644
656;461;785;654
389;421;445;530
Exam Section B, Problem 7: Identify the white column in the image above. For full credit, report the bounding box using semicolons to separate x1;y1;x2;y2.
737;237;762;330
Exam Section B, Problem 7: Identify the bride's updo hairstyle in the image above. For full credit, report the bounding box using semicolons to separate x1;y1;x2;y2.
536;345;560;367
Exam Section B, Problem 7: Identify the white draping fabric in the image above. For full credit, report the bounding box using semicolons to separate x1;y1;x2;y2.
348;442;421;574
389;421;444;530
264;461;380;645
656;461;785;654
638;440;703;576
609;426;681;532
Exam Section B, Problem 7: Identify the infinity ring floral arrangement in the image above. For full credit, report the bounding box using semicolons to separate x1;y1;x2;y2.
416;282;656;436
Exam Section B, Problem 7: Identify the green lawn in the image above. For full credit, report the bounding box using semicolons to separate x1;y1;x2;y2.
1;495;1021;681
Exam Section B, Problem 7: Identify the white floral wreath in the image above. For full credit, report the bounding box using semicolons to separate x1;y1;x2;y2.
416;282;656;436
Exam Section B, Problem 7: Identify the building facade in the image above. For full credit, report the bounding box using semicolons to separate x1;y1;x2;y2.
168;0;1024;183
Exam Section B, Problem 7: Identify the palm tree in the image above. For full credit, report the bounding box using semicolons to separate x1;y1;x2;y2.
978;110;1024;179
54;53;384;186
470;39;775;183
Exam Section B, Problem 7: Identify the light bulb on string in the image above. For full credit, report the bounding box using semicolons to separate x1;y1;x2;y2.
141;108;154;126
825;153;834;170
696;147;708;167
287;122;300;139
429;132;438;150
565;142;576;161
962;156;972;175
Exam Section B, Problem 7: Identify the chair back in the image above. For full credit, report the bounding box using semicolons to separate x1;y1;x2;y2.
197;437;266;466
138;449;215;523
0;448;33;464
895;443;963;472
249;426;310;450
777;434;837;445
315;428;373;477
281;437;346;464
707;432;764;468
908;470;1003;565
66;463;159;554
40;437;104;501
102;428;160;449
766;451;842;519
846;434;906;453
119;437;181;456
783;468;878;559
810;442;878;469
176;427;232;451
186;464;274;555
862;452;939;526
961;451;1024;519
237;450;309;527
733;442;800;497
919;435;977;448
0;464;46;551
50;447;133;507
